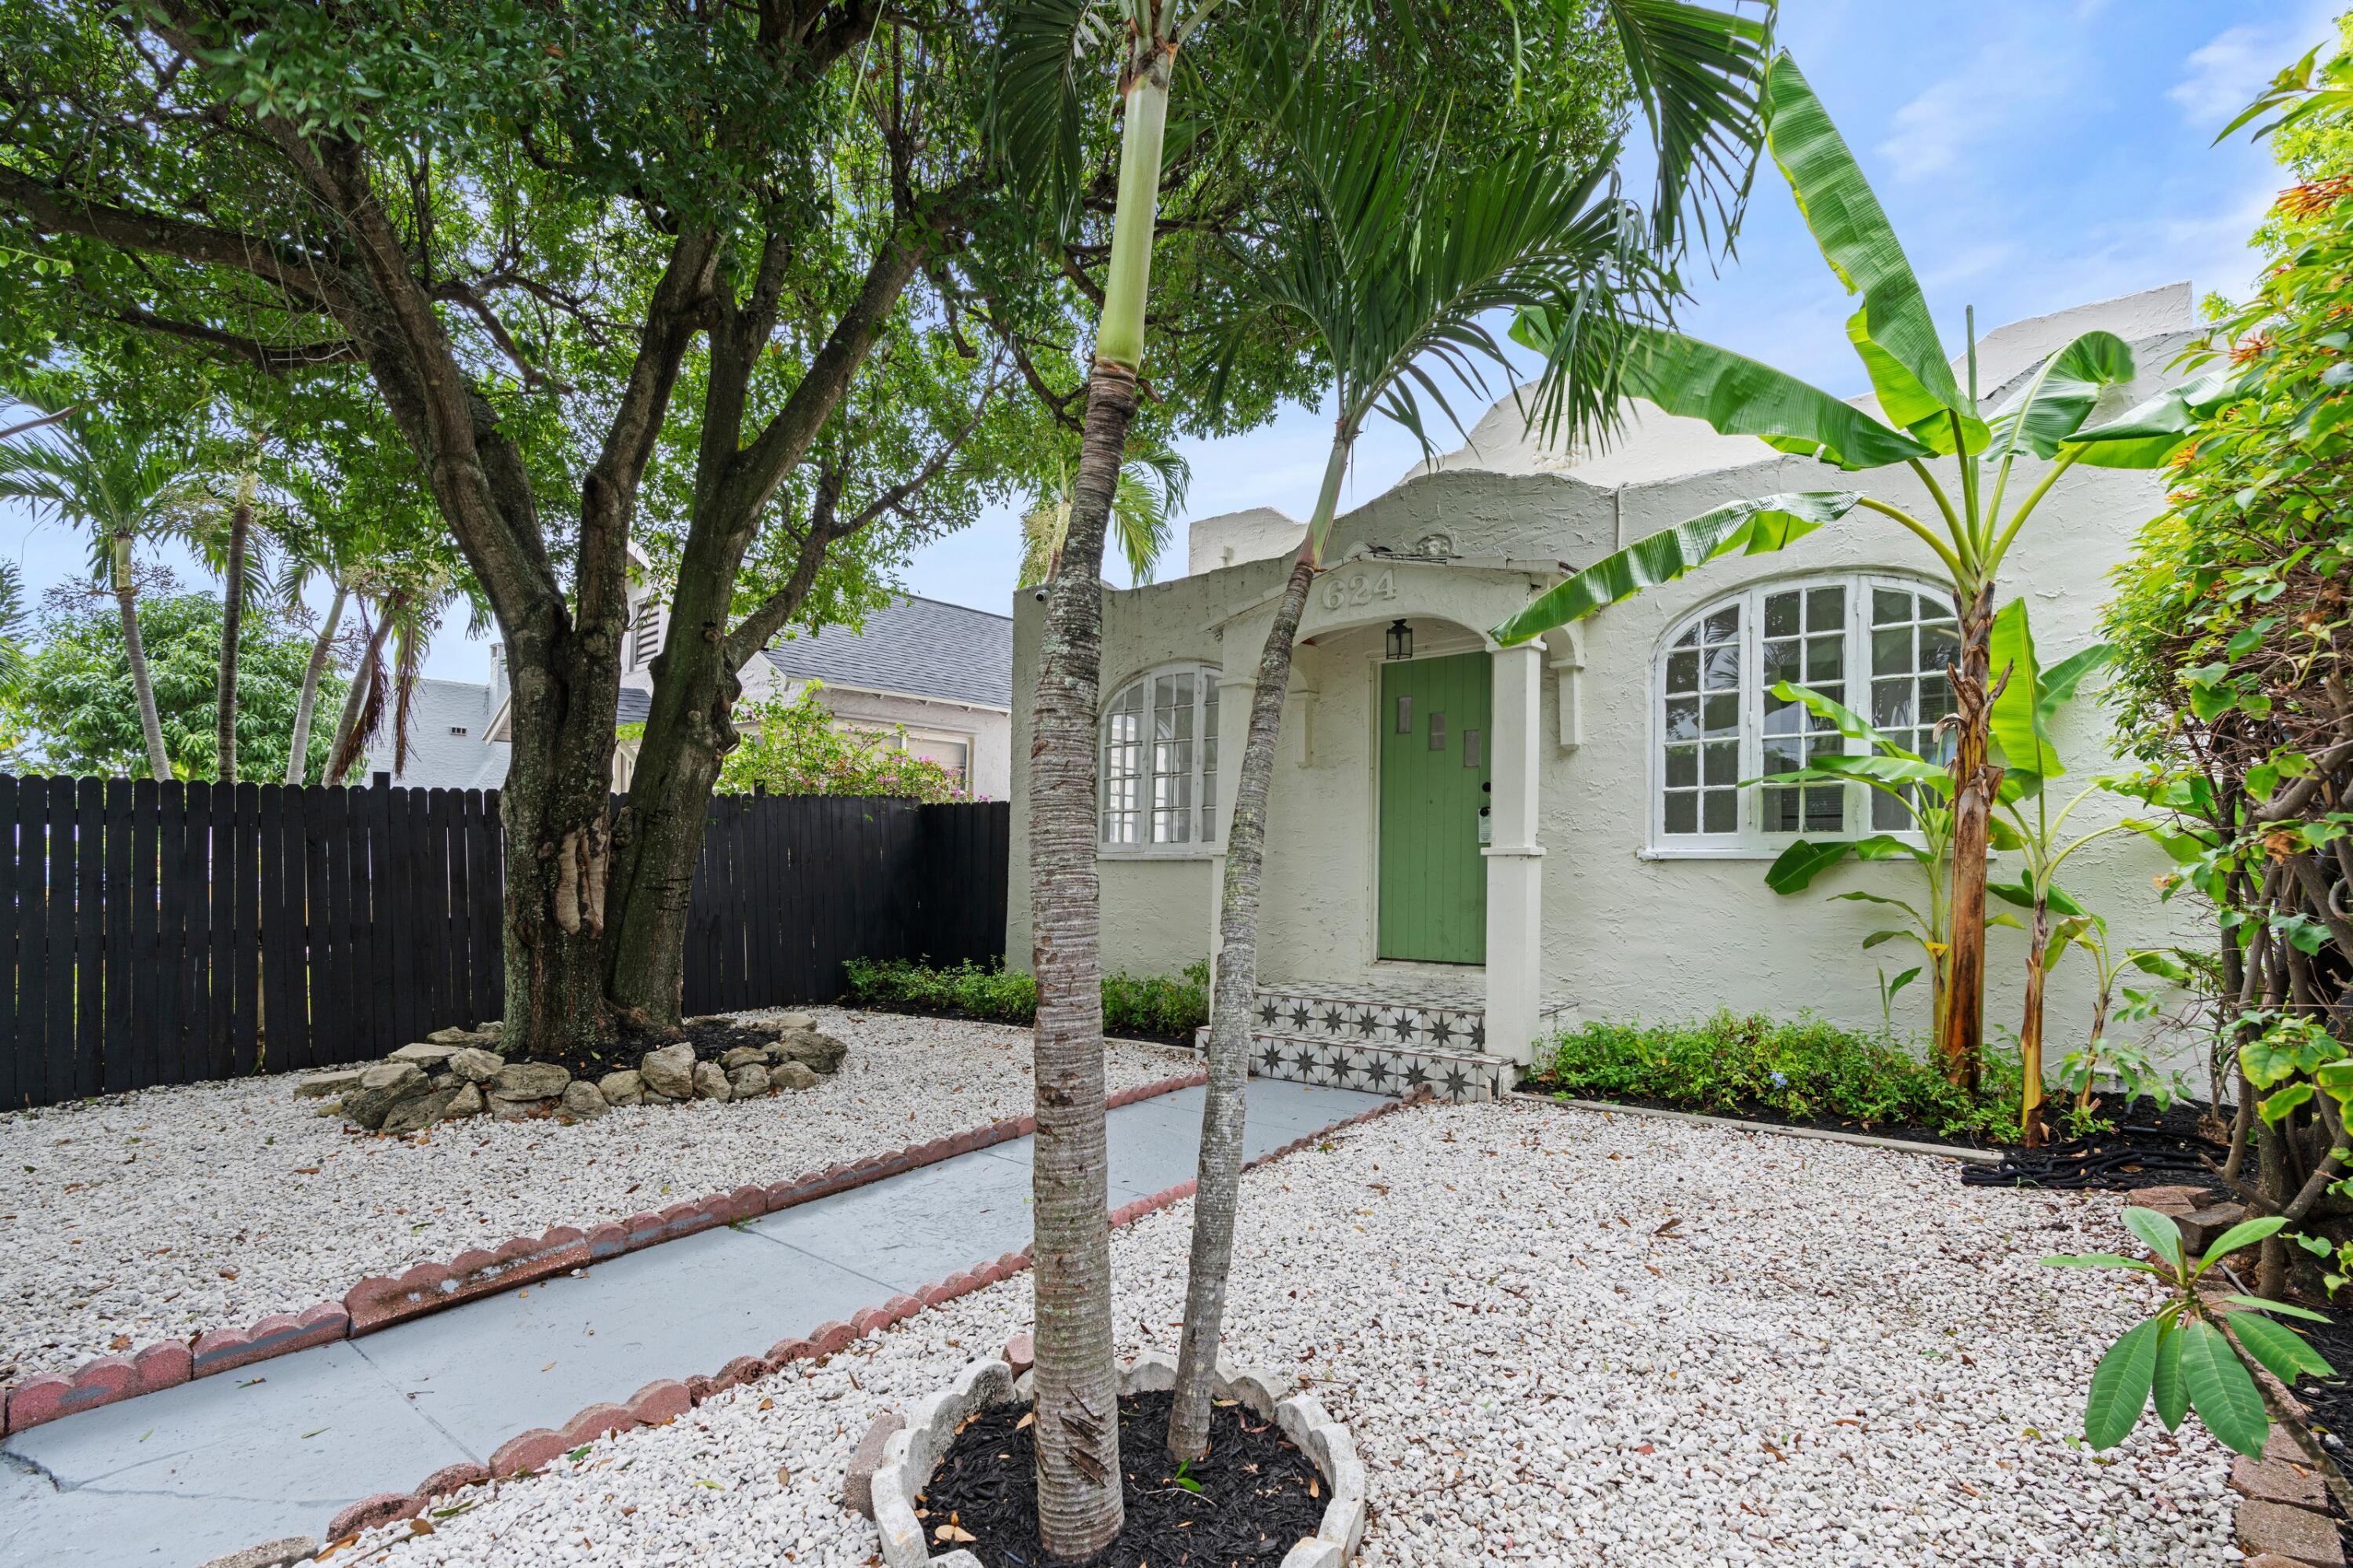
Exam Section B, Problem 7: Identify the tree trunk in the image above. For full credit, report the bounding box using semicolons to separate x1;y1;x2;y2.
114;536;173;780
216;481;253;784
1937;580;1998;1091
286;582;348;785
496;598;626;1057
1168;551;1315;1462
1027;358;1141;1560
2019;903;2049;1146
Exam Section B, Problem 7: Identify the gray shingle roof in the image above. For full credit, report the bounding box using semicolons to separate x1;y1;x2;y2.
364;677;510;791
616;686;652;725
761;593;1011;709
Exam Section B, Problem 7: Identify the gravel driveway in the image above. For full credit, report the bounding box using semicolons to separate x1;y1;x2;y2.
0;1010;1197;1382
340;1098;2233;1568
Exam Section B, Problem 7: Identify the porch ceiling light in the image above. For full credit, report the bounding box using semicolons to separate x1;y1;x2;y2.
1385;618;1413;661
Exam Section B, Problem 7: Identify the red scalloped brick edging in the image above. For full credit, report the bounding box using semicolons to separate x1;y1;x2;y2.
310;1082;1423;1555
0;1071;1213;1438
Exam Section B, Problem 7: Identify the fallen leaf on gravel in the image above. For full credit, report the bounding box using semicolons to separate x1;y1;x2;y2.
409;1519;435;1536
934;1525;976;1544
776;1465;791;1487
760;1398;775;1410
1015;1412;1034;1430
108;1334;129;1351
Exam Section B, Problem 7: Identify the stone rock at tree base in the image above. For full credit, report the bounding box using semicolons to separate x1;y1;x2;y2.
642;1088;678;1105
842;1410;907;1519
390;1042;461;1068
448;1047;505;1084
493;1060;572;1099
775;1031;848;1075
427;1026;494;1046
489;1093;551;1122
769;1060;819;1092
684;1014;735;1028
561;1081;610;1119
2179;1203;2249;1256
380;1088;459;1136
427;1071;456;1091
727;1063;770;1098
293;1069;366;1101
342;1062;430;1130
693;1061;733;1101
641;1043;697;1100
776;1011;817;1032
719;1046;769;1070
598;1069;646;1107
477;1020;502;1039
446;1082;486;1119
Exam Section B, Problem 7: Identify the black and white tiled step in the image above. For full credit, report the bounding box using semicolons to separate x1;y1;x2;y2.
1184;1025;1516;1104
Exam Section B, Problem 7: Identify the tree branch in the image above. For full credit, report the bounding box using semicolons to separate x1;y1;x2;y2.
107;303;362;373
0;166;350;309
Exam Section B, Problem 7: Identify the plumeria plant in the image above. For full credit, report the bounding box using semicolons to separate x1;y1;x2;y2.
2046;1207;2333;1457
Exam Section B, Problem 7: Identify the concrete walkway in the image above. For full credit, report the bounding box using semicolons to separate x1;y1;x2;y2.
0;1078;1388;1568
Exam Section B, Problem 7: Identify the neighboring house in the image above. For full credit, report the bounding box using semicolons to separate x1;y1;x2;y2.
1003;283;2205;1101
373;588;1012;799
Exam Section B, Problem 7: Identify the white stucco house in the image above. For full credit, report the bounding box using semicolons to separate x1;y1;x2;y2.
1004;283;2206;1103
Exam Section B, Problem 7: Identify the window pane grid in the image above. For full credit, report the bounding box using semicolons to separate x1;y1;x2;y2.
1761;585;1847;835
1100;664;1220;848
1661;606;1742;837
1868;588;1960;831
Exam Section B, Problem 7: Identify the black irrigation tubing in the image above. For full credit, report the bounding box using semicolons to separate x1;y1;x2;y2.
1962;1125;2233;1190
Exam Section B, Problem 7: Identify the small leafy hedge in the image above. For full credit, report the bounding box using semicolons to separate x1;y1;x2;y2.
1533;1011;2024;1144
842;958;1210;1040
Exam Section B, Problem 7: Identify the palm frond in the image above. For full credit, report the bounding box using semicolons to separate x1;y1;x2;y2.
1601;0;1774;253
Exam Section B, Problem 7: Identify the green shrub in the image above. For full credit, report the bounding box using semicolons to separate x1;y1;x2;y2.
1537;1011;2024;1144
842;958;1209;1038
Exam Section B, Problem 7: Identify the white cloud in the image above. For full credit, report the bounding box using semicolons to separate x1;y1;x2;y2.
2170;4;2339;129
1878;45;2071;183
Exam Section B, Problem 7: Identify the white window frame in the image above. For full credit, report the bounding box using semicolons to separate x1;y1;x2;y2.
1099;661;1221;858
1643;572;1955;859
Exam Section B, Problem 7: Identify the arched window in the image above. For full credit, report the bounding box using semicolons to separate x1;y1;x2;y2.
1653;576;1955;850
1100;663;1220;849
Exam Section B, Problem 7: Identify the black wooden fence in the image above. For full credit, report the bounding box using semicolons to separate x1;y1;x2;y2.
0;777;1009;1111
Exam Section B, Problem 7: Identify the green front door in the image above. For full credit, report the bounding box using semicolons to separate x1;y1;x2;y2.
1377;652;1490;963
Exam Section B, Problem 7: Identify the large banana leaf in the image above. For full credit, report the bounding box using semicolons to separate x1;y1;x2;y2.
1603;325;1933;471
1489;490;1860;644
1766;678;1920;759
2066;366;2248;468
1988;598;2060;781
1763;54;1986;454
1766;835;1925;894
1987;330;2137;460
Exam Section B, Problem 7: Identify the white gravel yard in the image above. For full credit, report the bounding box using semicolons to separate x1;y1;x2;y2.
336;1098;2234;1568
0;1010;1197;1382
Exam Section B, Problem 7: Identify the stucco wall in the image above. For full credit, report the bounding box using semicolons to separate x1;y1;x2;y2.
1008;318;2209;1064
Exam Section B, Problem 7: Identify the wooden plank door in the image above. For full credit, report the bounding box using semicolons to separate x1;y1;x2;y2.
1377;651;1490;964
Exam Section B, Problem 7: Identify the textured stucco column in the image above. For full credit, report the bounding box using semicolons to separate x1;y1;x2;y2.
1483;642;1544;1064
1205;667;1257;1010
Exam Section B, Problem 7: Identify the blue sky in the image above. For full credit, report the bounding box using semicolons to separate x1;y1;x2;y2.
2;1;2335;682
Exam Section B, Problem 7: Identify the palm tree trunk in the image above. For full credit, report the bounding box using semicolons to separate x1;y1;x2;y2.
1168;548;1315;1461
2020;902;2050;1146
286;582;348;785
1028;358;1140;1560
1937;580;1998;1090
1024;31;1176;1559
113;535;172;780
216;478;253;784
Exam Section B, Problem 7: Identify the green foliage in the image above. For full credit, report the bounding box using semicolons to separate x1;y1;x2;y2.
707;685;967;804
1537;1011;2024;1142
10;584;343;781
2046;1208;2332;1457
841;957;1209;1039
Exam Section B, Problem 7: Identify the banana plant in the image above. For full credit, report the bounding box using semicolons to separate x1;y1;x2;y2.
1491;51;2232;1091
2046;1208;2333;1459
1977;599;2137;1145
2052;915;2191;1119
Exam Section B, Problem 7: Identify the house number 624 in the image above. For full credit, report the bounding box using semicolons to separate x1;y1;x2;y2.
1318;568;1398;611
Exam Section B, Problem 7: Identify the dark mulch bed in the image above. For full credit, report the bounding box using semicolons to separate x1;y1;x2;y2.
843;997;1200;1052
2279;1312;2353;1553
920;1389;1325;1567
1962;1097;2233;1191
529;1017;802;1082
